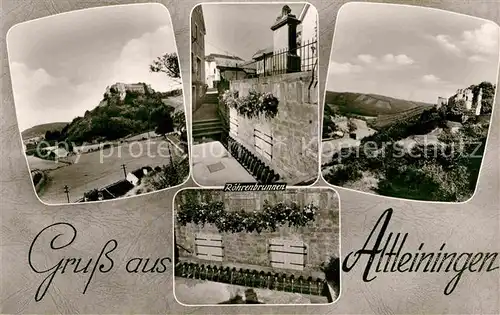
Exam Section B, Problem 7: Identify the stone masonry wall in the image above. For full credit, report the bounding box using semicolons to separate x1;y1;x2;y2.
175;188;339;276
229;72;319;183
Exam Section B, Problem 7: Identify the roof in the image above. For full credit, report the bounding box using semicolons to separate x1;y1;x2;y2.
101;179;135;199
251;46;273;60
131;166;153;179
206;53;244;61
207;55;246;67
298;3;310;21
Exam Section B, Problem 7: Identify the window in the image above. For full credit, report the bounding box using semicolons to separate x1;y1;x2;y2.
193;23;198;42
229;107;238;137
191;53;195;74
269;239;307;271
195;233;223;261
196;57;202;77
254;123;272;160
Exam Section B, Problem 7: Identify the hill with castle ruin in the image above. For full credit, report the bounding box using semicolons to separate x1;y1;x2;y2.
38;82;184;145
322;81;496;202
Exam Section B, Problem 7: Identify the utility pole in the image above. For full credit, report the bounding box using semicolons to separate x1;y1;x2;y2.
121;164;127;178
168;142;179;183
63;185;70;203
168;143;174;166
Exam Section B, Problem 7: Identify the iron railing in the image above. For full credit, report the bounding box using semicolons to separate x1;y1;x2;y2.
175;262;328;296
243;40;318;78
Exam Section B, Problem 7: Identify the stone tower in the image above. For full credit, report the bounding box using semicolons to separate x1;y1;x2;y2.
475;88;483;116
271;5;301;73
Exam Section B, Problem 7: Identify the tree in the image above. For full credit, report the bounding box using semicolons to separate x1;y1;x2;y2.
172;111;186;129
449;99;467;118
44;130;61;141
347;119;357;133
150;52;181;83
472;81;496;114
151;106;175;137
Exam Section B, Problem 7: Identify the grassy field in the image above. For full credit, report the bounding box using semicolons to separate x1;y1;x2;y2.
26;155;69;171
124;131;161;142
35;139;184;204
162;95;185;112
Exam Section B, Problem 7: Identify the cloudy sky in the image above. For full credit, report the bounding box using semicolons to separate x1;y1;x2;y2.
7;3;180;131
327;3;500;104
202;3;305;60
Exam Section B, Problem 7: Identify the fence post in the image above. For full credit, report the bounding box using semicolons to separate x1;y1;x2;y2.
263;56;266;77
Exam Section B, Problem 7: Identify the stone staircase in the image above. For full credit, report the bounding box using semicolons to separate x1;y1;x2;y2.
192;118;224;142
204;91;219;103
192;91;224;143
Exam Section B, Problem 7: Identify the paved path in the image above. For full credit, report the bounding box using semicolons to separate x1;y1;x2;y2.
175;277;329;305
192;103;218;121
191;141;255;186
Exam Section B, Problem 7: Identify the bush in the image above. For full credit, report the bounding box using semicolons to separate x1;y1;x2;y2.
32;172;43;186
84;189;99;201
321;256;340;287
324;164;363;186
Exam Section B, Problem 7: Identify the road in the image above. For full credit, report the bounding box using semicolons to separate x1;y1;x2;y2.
35;139;183;205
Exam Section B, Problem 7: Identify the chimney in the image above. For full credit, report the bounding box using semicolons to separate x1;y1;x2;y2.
271;5;301;73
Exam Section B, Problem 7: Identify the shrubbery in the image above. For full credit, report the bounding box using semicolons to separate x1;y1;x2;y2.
43;89;184;145
325;107;488;201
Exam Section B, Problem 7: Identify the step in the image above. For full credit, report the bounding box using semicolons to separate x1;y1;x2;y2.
192;119;222;126
192;122;222;130
192;126;223;134
203;96;219;103
192;130;223;138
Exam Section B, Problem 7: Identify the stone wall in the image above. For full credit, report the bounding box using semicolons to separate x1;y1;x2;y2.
229;71;319;183
175;188;339;276
191;5;205;111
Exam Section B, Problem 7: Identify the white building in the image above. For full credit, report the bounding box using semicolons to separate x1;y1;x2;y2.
205;54;245;88
297;3;318;71
105;82;152;101
126;166;153;186
42;146;69;158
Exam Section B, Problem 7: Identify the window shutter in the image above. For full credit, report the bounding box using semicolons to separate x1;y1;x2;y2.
254;123;273;160
195;233;223;261
229;107;238;137
269;239;306;271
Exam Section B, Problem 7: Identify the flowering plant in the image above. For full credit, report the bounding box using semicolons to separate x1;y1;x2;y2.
259;92;279;119
221;90;238;109
221;89;280;120
176;199;317;234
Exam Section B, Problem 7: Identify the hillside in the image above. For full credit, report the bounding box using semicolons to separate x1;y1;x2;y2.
371;106;431;129
325;91;434;116
42;84;184;145
22;122;69;140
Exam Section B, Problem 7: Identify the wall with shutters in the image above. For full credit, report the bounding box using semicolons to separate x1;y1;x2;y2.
175;188;339;276
229;71;319;183
229;107;238;138
194;233;223;262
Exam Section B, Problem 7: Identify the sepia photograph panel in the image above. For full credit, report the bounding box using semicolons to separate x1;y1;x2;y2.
7;3;189;205
173;187;340;305
321;3;499;203
190;3;320;187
